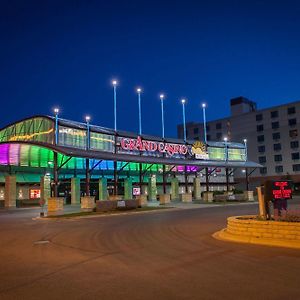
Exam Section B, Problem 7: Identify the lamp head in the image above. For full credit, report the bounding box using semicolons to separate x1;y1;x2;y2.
85;115;91;123
243;138;247;143
112;80;118;86
202;103;206;108
54;108;59;114
159;94;165;100
224;137;228;142
181;98;186;104
137;87;142;93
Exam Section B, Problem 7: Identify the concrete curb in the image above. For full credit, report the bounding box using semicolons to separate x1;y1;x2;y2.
213;215;300;250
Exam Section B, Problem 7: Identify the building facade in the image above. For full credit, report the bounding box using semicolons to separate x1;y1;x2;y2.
178;97;300;188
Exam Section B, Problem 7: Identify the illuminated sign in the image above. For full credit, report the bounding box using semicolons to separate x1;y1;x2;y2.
120;136;188;157
264;180;293;201
191;141;209;160
271;181;292;200
30;189;41;199
133;187;141;196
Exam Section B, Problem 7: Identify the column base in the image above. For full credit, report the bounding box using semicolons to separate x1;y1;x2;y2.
47;197;64;215
244;191;254;201
159;194;171;205
203;192;214;202
81;196;95;211
180;193;193;203
137;195;148;207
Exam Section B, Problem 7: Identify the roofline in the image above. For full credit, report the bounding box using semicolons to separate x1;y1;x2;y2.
0;141;261;169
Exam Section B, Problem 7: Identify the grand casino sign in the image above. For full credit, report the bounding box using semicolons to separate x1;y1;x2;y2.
119;136;209;160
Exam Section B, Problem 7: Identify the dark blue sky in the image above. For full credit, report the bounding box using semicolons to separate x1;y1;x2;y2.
1;0;300;137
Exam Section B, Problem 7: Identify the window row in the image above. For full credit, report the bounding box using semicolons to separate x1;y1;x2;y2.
258;141;299;153
260;164;300;174
259;152;300;163
256;119;297;132
257;129;298;142
256;106;296;121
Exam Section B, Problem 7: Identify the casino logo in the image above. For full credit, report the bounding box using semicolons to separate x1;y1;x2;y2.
191;141;209;160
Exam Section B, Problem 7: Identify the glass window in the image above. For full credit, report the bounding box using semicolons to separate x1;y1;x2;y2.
216;132;222;140
260;167;267;174
271;111;279;118
206;134;211;141
272;121;279;129
58;126;86;149
206;125;210;131
289;129;298;138
272;132;280;140
274;154;282;162
273;143;281;151
256;124;264;132
90;132;115;152
216;123;222;130
292;152;300;160
275;166;283;173
289;118;297;126
256;114;263;121
259;156;266;163
193;128;199;134
291;141;299;149
258;145;265;153
257;135;264;142
288;107;296;115
293;164;300;172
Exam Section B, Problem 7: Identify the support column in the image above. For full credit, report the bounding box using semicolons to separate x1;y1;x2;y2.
124;177;133;199
148;175;157;201
40;175;51;205
71;177;80;204
139;163;143;194
184;166;188;193
5;175;16;208
245;168;249;191
205;167;209;192
85;158;90;196
98;177;108;200
171;177;179;201
226;168;229;192
193;177;201;200
114;160;118;196
162;164;166;194
53;152;58;197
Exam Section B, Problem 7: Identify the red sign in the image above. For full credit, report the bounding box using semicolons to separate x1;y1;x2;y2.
271;181;292;200
120;136;188;157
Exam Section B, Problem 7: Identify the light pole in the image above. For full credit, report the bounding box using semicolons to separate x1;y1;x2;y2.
54;108;59;145
137;88;142;135
112;80;118;131
243;138;248;161
202;103;207;143
160;94;165;139
85;115;91;150
181;99;187;142
224;137;228;161
85;115;91;196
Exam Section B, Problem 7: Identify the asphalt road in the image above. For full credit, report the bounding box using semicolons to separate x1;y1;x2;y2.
0;204;300;300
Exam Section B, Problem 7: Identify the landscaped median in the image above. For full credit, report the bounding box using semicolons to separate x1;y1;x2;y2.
213;215;300;249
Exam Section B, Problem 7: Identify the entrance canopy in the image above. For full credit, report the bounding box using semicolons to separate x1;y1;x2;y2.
0;115;261;171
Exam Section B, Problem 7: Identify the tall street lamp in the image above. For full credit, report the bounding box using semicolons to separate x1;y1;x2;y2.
160;94;165;139
181;99;187;142
224;137;228;161
202;103;207;143
112;80;118;131
85;115;91;150
54;107;59;145
243;138;248;161
137;87;142;135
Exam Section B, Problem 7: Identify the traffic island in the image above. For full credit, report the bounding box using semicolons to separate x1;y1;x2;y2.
213;215;300;249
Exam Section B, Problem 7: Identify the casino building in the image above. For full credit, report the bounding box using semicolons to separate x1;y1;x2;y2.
0;115;260;207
